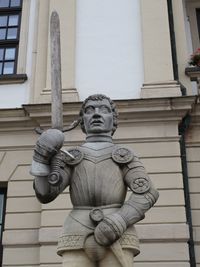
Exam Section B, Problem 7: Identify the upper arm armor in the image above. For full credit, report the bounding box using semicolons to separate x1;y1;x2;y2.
111;146;150;194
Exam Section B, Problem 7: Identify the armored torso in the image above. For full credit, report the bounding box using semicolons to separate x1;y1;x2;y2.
68;142;127;207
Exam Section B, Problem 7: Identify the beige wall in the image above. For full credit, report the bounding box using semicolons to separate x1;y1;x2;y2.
140;0;182;98
31;0;79;104
0;97;195;266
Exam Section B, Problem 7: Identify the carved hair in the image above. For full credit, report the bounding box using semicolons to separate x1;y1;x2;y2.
79;94;118;135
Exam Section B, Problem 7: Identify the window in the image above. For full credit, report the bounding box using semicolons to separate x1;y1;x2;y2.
0;0;22;75
196;8;200;41
186;1;200;51
0;188;6;266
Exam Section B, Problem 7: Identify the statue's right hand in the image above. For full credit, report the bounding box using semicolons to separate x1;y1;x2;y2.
30;129;65;177
33;129;65;164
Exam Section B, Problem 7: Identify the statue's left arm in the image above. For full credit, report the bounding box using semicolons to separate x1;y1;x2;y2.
94;153;159;246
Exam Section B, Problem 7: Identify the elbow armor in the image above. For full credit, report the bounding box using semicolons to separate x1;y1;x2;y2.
118;157;159;226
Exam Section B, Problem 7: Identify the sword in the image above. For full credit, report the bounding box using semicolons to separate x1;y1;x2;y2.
35;11;80;136
50;11;75;162
50;11;81;132
50;11;63;131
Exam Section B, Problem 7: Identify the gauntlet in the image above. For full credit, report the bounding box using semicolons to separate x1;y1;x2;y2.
94;213;127;246
94;187;159;247
30;129;65;177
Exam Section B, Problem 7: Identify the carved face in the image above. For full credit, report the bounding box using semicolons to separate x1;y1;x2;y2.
83;99;114;135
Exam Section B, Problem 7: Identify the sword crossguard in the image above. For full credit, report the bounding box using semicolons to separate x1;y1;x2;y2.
34;118;81;135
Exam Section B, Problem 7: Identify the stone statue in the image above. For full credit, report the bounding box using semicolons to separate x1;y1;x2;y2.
30;94;159;267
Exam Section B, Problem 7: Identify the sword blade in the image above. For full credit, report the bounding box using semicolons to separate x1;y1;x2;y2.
50;11;63;130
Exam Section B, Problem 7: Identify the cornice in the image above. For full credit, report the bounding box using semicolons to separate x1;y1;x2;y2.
0;96;197;131
0;108;34;131
185;67;200;82
0;74;27;85
116;96;196;123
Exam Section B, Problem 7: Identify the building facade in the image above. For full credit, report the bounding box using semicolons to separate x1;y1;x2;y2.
0;0;199;266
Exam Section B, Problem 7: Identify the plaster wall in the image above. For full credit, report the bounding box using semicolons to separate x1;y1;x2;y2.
75;0;143;100
0;0;36;108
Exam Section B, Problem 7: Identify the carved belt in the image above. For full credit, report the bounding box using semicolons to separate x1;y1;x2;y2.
73;204;121;224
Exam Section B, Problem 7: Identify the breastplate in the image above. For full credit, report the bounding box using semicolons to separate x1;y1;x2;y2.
69;142;127;206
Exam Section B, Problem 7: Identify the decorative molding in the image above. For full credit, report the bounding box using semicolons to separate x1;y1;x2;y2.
0;96;196;131
0;74;27;84
0;108;35;131
141;81;182;98
185;67;200;82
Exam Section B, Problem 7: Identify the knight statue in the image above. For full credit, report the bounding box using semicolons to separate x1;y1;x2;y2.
30;94;159;267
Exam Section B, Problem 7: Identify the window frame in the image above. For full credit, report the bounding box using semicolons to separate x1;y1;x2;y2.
186;0;200;51
0;0;23;75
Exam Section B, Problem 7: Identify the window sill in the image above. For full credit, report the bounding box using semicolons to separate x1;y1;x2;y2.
185;66;200;81
0;74;27;85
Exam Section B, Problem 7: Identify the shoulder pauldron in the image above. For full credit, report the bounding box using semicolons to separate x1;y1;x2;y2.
111;146;134;164
64;147;84;166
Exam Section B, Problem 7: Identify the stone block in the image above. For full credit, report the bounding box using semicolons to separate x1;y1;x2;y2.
136;242;189;261
7;181;35;197
6;197;41;213
3;246;39;265
5;213;40;230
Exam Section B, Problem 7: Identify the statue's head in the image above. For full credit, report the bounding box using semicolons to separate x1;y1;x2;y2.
79;94;118;136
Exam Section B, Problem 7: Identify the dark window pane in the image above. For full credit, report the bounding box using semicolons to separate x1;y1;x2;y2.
0;48;4;60
3;61;14;74
5;47;15;59
11;0;21;7
7;27;17;39
0;28;6;40
0;194;4;223
0;16;8;27
0;0;9;8
196;9;200;41
8;15;19;26
0;62;2;74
